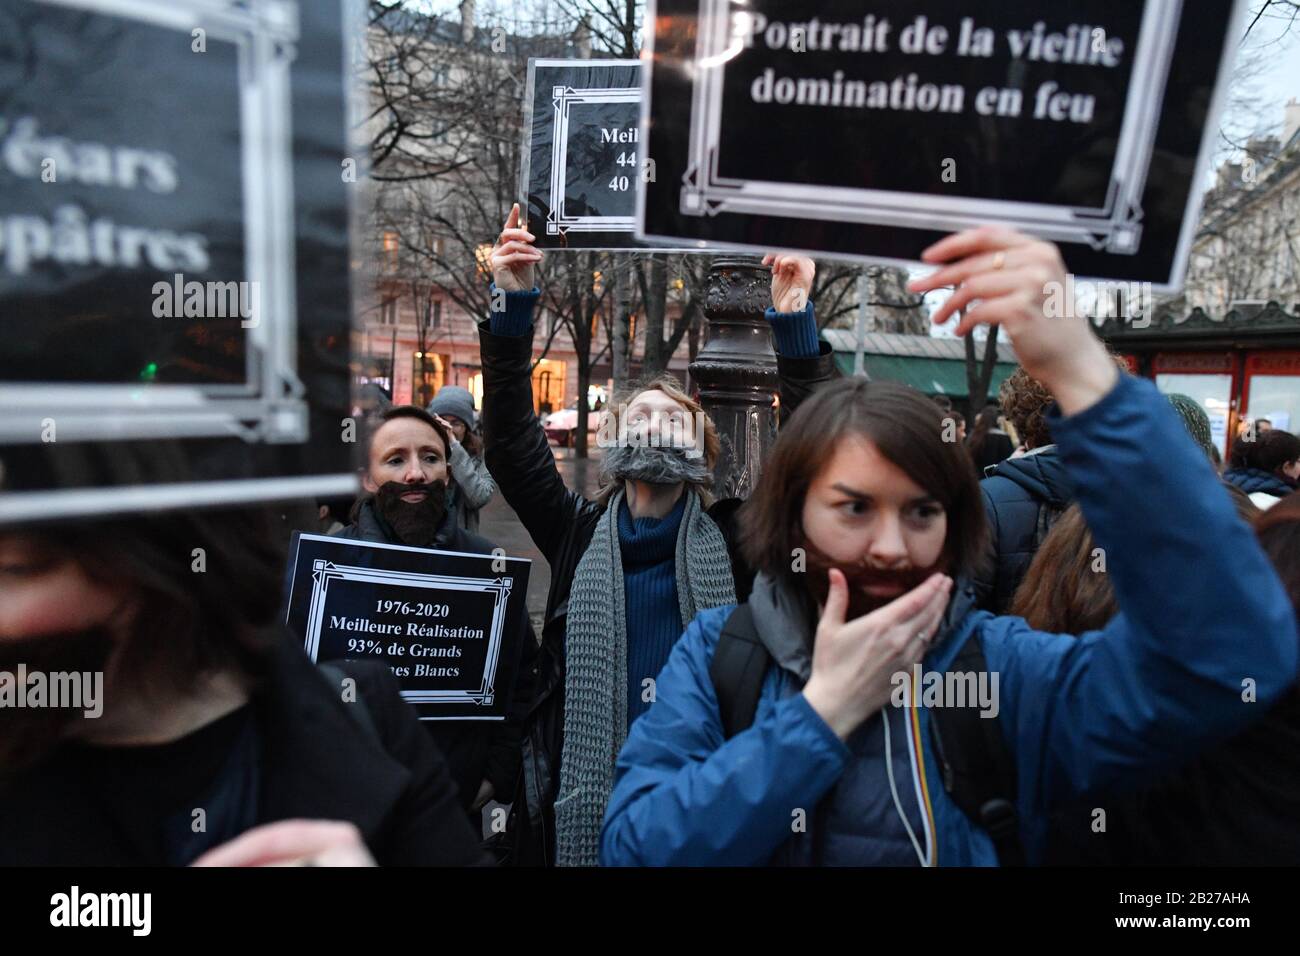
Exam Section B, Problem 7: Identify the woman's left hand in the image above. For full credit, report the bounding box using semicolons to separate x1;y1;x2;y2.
909;226;1117;415
763;253;815;313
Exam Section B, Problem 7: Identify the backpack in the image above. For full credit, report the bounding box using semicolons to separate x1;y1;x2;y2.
1034;502;1065;549
708;604;1025;866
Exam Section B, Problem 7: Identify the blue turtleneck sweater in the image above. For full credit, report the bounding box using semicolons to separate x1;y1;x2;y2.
619;492;687;725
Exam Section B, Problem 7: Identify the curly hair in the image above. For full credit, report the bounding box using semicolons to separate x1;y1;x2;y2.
998;367;1054;450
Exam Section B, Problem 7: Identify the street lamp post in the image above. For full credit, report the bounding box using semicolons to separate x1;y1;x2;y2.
689;256;779;501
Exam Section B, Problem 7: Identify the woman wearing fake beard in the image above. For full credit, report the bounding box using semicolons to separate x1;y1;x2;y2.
479;205;838;866
334;406;536;831
0;502;484;866
600;227;1299;867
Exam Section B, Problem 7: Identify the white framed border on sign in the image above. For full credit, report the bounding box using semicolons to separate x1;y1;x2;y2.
521;57;719;253
287;534;531;722
304;558;514;708
548;82;640;236
636;0;1249;291
0;0;305;446
680;0;1178;254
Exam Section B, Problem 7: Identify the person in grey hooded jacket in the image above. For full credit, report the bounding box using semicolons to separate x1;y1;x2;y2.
428;385;496;533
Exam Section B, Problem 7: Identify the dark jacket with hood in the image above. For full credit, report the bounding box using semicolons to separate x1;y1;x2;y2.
975;445;1076;613
334;499;535;816
1223;466;1294;500
477;314;838;865
0;636;485;866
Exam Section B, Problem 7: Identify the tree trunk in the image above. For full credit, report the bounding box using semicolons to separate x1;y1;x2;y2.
963;314;1001;427
575;343;592;459
612;269;631;390
641;254;668;376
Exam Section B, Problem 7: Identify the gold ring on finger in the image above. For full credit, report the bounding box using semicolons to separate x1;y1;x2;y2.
992;252;1006;271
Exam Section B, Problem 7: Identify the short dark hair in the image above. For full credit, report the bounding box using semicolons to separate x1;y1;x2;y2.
740;378;988;590
361;405;452;465
1256;429;1300;476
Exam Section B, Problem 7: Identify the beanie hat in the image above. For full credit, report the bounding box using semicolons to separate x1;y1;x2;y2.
1166;393;1214;458
427;386;477;430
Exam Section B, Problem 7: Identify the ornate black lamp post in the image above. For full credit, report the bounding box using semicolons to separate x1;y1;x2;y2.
689;256;779;501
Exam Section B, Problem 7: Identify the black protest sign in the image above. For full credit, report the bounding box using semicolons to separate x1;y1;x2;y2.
524;58;691;251
0;0;356;523
284;534;531;721
640;0;1244;289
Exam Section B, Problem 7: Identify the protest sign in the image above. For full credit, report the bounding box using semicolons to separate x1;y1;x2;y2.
283;533;531;721
639;0;1245;289
523;58;710;252
0;0;358;522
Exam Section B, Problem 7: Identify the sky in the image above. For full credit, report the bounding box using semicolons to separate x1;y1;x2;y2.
1242;3;1300;118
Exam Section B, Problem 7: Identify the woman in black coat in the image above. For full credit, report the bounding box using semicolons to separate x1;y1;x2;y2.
0;505;484;866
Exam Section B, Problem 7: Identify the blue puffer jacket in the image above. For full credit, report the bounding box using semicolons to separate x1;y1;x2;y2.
599;376;1299;866
974;447;1074;613
1223;467;1294;499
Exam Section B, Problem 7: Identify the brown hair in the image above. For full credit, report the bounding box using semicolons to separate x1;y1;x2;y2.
1008;505;1117;633
592;373;721;508
1255;493;1300;618
15;506;289;695
740;378;988;590
362;405;453;465
998;367;1054;451
1011;484;1263;632
1000;355;1129;452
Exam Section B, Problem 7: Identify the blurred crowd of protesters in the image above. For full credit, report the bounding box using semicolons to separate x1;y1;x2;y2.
2;212;1298;867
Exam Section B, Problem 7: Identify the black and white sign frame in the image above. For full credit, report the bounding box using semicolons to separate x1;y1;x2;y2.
1;0;304;447
0;0;360;524
637;0;1248;290
286;534;531;721
302;552;514;711
520;57;717;253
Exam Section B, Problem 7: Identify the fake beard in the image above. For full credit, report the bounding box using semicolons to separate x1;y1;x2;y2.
374;479;448;547
802;539;945;621
0;626;114;771
600;443;712;487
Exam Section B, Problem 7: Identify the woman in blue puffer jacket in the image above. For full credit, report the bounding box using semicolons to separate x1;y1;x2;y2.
599;227;1299;867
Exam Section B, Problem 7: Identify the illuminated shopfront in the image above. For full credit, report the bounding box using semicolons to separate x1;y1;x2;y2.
1100;305;1300;459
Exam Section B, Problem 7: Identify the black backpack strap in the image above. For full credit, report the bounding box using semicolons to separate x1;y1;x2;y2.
927;634;1026;866
708;604;771;739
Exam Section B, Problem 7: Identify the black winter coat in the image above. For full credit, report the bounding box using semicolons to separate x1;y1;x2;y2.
0;636;485;866
1046;687;1300;865
335;500;536;812
477;319;838;864
974;446;1076;614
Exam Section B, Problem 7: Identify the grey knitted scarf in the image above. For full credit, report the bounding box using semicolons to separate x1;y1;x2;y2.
555;487;736;866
